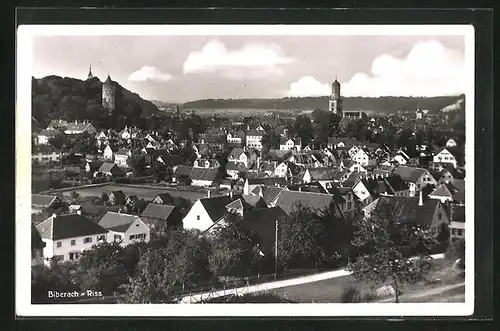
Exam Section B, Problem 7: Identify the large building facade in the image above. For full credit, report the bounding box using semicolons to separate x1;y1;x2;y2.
102;74;116;111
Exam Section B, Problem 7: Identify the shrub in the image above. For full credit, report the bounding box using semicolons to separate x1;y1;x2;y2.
362;291;377;302
340;285;362;303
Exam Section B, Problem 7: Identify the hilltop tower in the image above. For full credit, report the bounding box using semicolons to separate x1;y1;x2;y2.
87;65;93;80
102;74;116;111
328;77;343;116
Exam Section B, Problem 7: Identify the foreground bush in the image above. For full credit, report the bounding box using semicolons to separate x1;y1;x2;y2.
340;285;362;303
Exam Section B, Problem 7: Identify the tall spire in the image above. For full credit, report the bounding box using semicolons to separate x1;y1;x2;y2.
87;65;93;80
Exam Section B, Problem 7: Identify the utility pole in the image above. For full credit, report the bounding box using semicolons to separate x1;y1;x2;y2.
274;219;278;280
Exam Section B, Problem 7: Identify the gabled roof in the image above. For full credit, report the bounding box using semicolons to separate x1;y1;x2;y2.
393;165;428;183
98;211;140;232
275;190;336;215
99;162;119;173
32;223;46;249
108;190;126;201
305;167;339;181
430;180;465;202
286;182;329;194
246;177;288;186
32;194;59;207
368;196;441;227
116;148;131;155
37;214;108;240
226;162;247;171
246;130;265;136
199;195;242;222
174;165;220;182
140;203;176;221
252;186;284;205
384;175;409;193
228;147;246;159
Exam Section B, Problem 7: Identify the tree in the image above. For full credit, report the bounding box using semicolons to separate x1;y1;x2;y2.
129;151;146;176
122;230;212;303
291;115;314;145
101;192;109;203
347;200;438;303
78;241;128;295
31;260;81;303
208;212;257;279
277;202;329;269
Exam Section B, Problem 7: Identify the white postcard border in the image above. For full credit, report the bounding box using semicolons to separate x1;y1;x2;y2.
16;24;475;317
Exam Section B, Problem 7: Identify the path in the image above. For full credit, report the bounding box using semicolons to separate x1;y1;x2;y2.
178;253;445;304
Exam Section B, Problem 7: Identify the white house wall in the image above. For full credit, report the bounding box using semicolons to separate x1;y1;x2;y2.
182;200;215;232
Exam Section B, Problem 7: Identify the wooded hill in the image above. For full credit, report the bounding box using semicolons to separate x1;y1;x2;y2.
32;75;159;128
181;95;465;114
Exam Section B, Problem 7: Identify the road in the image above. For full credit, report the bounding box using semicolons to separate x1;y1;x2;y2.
179;254;446;304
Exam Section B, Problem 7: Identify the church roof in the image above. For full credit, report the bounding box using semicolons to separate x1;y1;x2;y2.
332;79;340;86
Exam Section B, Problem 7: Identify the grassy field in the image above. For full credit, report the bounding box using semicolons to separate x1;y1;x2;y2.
262;260;465;303
59;184;222;202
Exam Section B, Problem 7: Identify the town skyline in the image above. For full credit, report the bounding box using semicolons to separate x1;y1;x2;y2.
32;35;465;103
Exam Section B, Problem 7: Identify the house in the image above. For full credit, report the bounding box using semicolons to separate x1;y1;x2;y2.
140;203;181;231
32;223;46;266
361;194;450;238
243;177;288;195
433;166;466;184
95;130;109;146
64;121;96;135
32;145;61;164
274;190;343;219
114;149;132;167
35;129;59;145
393;165;438;197
325;185;356;220
448;204;465;241
352;148;376;167
327;137;358;150
103;145;114;161
182;195;242;232
98;212;150;246
228;148;249;168
68;204;83;214
279;137;302;152
446;138;458;148
251;186;284;207
173;165;222;187
433;148;458;168
428;179;465;204
226;130;246;145
108;190;127;205
119;126;139;140
31;194;62;215
85;160;103;173
302;167;340;189
246;130;265;150
274;161;289;178
226;162;248;180
36;213;108;264
98;162;123;178
352;174;409;208
242;207;289;256
47;119;69;130
392;149;411;165
193;159;220;169
224;194;268;216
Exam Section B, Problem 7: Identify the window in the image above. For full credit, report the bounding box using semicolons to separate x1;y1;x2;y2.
114;234;122;241
70;239;76;246
451;228;457;235
347;202;352;210
83;237;92;244
56;242;62;248
129;233;146;241
437;213;442;220
458;229;465;236
97;235;106;242
197;215;200;220
69;252;80;261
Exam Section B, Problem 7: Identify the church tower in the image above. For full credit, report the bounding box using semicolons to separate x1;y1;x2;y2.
87;65;93;80
329;77;343;116
102;74;116;111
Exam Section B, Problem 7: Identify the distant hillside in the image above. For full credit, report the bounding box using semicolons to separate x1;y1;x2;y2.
32;75;159;127
150;100;179;109
182;95;464;114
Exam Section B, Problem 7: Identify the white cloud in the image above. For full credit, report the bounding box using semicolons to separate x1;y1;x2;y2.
128;66;174;82
342;40;466;97
182;39;295;79
286;76;331;97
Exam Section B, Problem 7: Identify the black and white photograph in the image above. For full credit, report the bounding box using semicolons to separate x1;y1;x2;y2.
16;24;474;316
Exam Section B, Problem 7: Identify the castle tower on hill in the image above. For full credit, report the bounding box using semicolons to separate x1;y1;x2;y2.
328;77;343;116
87;65;93;80
102;74;116;111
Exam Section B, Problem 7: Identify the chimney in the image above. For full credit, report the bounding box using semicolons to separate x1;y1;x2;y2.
51;213;57;219
418;190;423;206
207;190;211;198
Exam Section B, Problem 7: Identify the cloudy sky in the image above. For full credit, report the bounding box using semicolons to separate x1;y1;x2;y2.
32;34;465;102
